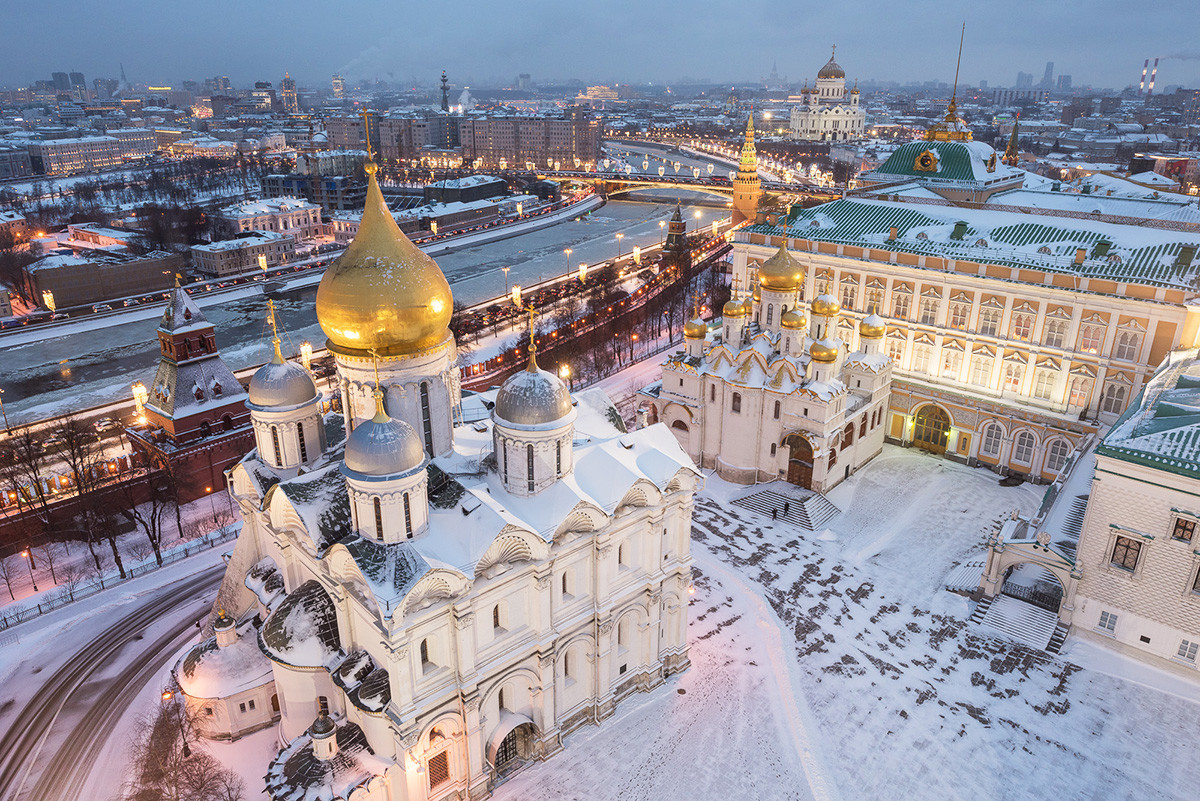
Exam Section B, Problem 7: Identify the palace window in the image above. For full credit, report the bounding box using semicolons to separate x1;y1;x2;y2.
977;308;1001;337
766;304;773;326
1045;439;1070;473
911;345;931;374
1068;377;1091;407
949;303;970;330
1043;319;1067;348
919;298;938;325
732;393;741;413
270;426;282;467
1011;313;1033;342
527;444;535;493
1110;536;1141;571
373;497;384;539
1172;517;1196;542
1013;431;1035;464
981;423;1003;457
1115;331;1140;361
941;350;961;379
1178;640;1200;663
1032;369;1055;400
969;355;992;386
1101;383;1127;414
1098;611;1118;632
841;284;856;310
420;638;434;670
866;287;883;312
1079;324;1104;354
710;385;715;403
1003;363;1023;393
773;400;781;420
891;293;910;320
886;338;905;364
428;751;450;789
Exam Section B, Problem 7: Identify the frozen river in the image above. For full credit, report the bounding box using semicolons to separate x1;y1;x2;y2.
1;195;727;425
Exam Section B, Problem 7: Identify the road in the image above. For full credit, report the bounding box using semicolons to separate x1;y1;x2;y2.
0;563;224;801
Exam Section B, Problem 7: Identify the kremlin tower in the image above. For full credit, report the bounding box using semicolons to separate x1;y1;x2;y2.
732;114;762;225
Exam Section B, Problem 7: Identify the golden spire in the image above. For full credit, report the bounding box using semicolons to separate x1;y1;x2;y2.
924;23;972;142
1003;112;1021;166
359;107;376;164
525;304;539;372
174;273;182;288
267;299;284;364
947;23;964;119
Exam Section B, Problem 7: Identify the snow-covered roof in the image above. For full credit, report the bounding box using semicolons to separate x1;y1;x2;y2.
265;721;388;801
220;196;320;218
175;622;273;699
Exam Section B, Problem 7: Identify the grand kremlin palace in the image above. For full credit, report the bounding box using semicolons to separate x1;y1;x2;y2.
729;139;1200;483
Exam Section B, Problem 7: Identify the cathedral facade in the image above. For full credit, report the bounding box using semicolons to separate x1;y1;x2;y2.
789;48;866;143
176;158;698;800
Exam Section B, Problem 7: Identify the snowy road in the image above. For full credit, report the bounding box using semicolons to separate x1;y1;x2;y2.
0;562;224;801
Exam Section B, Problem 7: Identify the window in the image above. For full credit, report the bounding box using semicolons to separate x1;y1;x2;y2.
1079;324;1103;354
1173;517;1196;542
502;440;508;481
1043;319;1067;348
420;638;433;668
731;393;741;413
911;345;931;374
1003;363;1023;393
1098;611;1118;632
1068;377;1091;407
374;497;384;539
556;441;562;475
239;702;247;713
949;303;970;330
618;543;628;567
419;381;433;455
1101;383;1127;415
977;308;1001;337
1046;439;1070;473
428;751;450;789
940;350;961;379
886;338;905;364
527;444;534;493
270;426;282;467
561;571;571;598
919;298;938;325
841;284;856;310
770;443;777;457
1013;431;1035;464
1179;641;1200;663
1115;331;1140;361
773;400;780;420
969;355;992;386
1011;313;1033;341
498;687;507;711
981;423;1003;457
563;650;573;679
297;422;308;462
403;492;412;537
766;304;773;326
891;293;910;320
710;384;715;403
1032;369;1055;400
866;287;883;312
1110;536;1141;571
493;603;505;632
248;699;256;711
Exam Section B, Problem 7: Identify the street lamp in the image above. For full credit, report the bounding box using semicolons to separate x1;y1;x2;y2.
300;341;313;372
559;363;572;391
161;689;191;757
658;220;666;245
132;381;148;425
501;266;511;296
20;549;37;592
205;486;218;528
615;232;625;260
563;248;572;276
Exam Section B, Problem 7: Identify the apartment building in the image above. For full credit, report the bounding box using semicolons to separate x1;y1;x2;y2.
190;231;296;278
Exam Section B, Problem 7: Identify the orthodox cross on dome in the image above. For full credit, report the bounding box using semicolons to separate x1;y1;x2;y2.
358;107;376;164
369;348;387;417
524;303;540;370
831;44;836;59
266;299;285;362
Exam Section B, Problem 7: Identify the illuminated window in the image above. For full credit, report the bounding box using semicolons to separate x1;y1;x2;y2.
270;426;282;467
949;303;970;330
1079;324;1103;354
1068;377;1091;407
1011;313;1033;341
891;293;910;320
969;355;992;386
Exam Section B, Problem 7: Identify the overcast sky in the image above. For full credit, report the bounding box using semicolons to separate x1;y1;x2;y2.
4;0;1200;91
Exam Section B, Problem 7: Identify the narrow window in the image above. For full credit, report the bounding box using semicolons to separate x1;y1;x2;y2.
562;571;570;597
527;444;535;492
502;440;508;480
420;638;431;666
248;699;256;711
297;422;308;462
773;400;780;420
419;381;433;455
732;393;741;413
770;443;777;457
710;385;715;402
374;497;384;539
493;604;501;629
556;440;562;476
270;425;282;467
498;687;507;710
404;492;412;537
563;650;572;679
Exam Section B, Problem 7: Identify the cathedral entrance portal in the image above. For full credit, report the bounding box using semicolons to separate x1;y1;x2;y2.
494;722;534;777
783;433;814;489
912;405;951;454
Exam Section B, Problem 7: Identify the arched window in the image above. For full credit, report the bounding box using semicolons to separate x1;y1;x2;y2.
618;542;628;567
419;381;433;455
527;443;535;492
732;392;741;413
420;638;432;668
981;423;1003;457
502;440;508;481
199;421;211;437
1102;382;1127;414
773;400;781;420
297;422;308;463
563;650;572;679
493;603;505;632
403;492;412;537
270;426;282;467
1013;431;1035;464
710;384;715;403
561;571;571;597
498;687;507;710
766;304;773;326
222;414;233;431
556;440;562;476
373;497;383;539
1046;439;1071;473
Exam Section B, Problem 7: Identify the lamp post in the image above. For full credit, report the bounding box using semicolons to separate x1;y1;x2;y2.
20;549;37;592
563;248;572;277
501;266;510;296
300;341;313;372
658;220;665;245
0;388;9;435
615;232;625;261
161;690;191;757
559;363;572;391
205;486;219;529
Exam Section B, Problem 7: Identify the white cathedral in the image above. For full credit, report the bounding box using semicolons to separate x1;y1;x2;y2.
789;47;866;142
641;245;894;492
173;157;698;800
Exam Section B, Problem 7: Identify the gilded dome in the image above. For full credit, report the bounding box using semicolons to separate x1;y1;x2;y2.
818;49;845;80
811;292;841;317
781;309;808;330
758;244;803;291
684;317;707;339
859;313;886;339
493;353;573;428
723;299;747;318
752;284;762;302
248;340;319;409
809;338;840;364
316;162;453;357
343;391;426;478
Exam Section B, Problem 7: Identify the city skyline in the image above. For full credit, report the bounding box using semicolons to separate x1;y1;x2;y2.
3;0;1200;91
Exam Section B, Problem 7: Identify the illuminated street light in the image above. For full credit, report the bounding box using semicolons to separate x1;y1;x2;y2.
511;285;522;306
564;248;572;276
615;232;625;260
578;263;587;282
20;549;37;591
502;266;511;295
160;689;191;757
300;341;313;371
658;220;666;245
132;381;148;424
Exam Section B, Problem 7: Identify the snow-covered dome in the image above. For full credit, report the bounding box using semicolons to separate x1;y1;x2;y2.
343;394;425;478
781;309;808;330
810;338;840;364
248;342;318;409
859;313;886;339
493;355;572;428
758;244;803;291
723;299;748;317
811;292;841;318
684;317;707;339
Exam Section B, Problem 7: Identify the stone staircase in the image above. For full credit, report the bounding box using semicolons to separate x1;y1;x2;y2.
731;488;841;531
973;594;1062;653
944;558;985;594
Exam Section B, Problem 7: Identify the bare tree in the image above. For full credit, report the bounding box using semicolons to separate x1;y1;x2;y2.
0;555;16;601
117;471;170;566
36;541;63;586
57;563;90;602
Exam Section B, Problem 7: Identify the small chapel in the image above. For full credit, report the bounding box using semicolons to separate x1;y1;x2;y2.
174;153;698;801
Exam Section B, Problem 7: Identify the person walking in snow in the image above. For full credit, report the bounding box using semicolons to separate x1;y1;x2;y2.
783;501;790;516
772;508;778;520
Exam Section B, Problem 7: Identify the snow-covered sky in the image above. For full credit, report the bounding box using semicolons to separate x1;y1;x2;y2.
4;0;1200;90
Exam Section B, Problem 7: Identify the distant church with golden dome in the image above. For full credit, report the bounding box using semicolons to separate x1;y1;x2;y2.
178;150;699;800
789;47;866;142
641;244;895;492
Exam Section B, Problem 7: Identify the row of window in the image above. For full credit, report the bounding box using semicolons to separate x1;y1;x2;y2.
268;421;309;468
1095;611;1200;666
978;424;1072;471
500;439;565;492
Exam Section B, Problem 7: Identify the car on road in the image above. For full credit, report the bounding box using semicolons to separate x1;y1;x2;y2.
92;304;112;313
41;433;66;449
50;313;70;320
122;299;138;307
94;418;121;433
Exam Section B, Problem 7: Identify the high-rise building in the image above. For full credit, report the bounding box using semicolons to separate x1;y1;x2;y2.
517;73;532;91
457;107;601;169
331;74;345;99
1041;61;1055;89
1057;74;1072;91
69;71;87;100
51;71;70;91
1015;71;1033;88
280;73;298;114
92;77;118;99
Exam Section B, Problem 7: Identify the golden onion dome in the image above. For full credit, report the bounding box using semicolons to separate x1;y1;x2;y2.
859;313;886;339
684;317;708;338
781;309;808;330
809;337;840;364
757;244;803;291
723;299;747;318
752;284;762;302
811;292;840;318
315;161;453;356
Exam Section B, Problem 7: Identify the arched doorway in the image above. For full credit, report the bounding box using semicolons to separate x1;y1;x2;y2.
1000;563;1064;613
493;722;536;778
783;433;814;489
912;405;951;454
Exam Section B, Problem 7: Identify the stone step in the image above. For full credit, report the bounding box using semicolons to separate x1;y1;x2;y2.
977;595;1059;651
